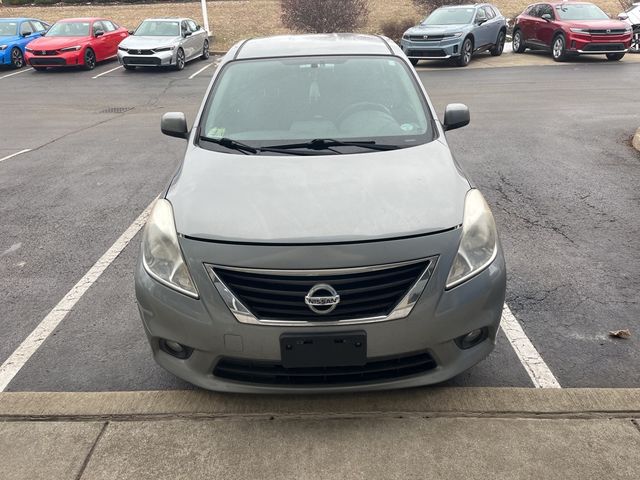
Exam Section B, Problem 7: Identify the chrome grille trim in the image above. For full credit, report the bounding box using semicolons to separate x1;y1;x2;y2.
205;256;439;327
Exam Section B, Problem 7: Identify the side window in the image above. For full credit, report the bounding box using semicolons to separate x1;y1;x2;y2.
187;20;198;32
476;8;487;21
102;20;116;32
527;5;540;17
539;4;554;18
93;21;105;35
19;21;33;36
181;21;189;36
483;6;495;19
30;21;46;33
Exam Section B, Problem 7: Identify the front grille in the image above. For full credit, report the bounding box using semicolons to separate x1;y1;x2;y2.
582;43;625;51
214;351;437;385
29;57;66;65
127;49;154;55
123;56;161;66
408;34;445;41
407;48;447;57
587;29;627;35
213;260;429;322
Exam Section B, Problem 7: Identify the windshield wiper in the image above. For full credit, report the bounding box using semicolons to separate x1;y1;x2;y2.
262;138;400;152
199;136;258;154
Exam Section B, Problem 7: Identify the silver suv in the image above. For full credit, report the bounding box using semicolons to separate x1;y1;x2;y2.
135;34;506;393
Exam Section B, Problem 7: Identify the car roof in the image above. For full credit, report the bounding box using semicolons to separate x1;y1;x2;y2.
232;34;397;60
0;18;31;22
142;18;191;22
56;18;104;22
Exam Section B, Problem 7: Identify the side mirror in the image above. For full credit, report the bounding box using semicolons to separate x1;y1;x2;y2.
128;30;135;35
22;31;32;37
161;112;189;139
541;13;552;21
95;30;104;37
618;13;629;20
443;104;470;131
196;25;202;30
183;30;193;37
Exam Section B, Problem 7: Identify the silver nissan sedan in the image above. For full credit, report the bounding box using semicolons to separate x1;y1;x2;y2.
135;34;506;393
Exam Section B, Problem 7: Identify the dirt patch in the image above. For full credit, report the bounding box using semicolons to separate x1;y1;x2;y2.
1;0;626;51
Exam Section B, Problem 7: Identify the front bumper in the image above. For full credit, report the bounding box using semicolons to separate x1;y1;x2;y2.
118;49;175;67
135;230;507;393
566;33;632;54
25;50;83;67
0;48;12;65
400;37;463;59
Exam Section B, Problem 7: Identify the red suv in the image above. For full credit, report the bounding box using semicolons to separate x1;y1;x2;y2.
513;1;633;61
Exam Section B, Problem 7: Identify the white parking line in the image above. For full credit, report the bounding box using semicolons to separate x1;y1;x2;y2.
500;304;561;388
0;200;155;392
0;68;33;80
92;65;123;79
188;62;216;79
0;149;32;163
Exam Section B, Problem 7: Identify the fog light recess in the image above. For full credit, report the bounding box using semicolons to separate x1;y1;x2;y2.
159;339;194;359
455;328;488;350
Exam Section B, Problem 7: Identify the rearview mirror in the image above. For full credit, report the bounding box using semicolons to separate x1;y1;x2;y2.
541;13;552;21
443;104;470;131
161;112;189;139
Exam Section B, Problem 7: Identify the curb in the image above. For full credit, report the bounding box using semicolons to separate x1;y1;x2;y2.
1;388;640;420
633;127;640;152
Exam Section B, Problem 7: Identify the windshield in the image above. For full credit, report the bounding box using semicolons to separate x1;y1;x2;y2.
0;22;18;36
135;20;180;37
200;56;433;153
555;4;609;20
46;21;91;37
422;7;475;25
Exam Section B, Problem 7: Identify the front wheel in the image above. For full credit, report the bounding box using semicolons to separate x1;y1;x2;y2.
174;48;185;70
551;35;567;62
606;52;625;61
82;48;96;70
512;30;526;53
456;38;473;67
10;47;25;68
201;39;210;60
490;30;506;56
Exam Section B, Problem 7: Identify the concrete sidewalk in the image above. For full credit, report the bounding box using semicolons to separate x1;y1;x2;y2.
1;388;639;479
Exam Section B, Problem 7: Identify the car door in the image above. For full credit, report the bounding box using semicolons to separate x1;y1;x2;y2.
101;20;121;58
482;6;501;46
535;4;556;47
91;21;110;60
18;21;38;51
519;5;539;43
472;8;490;48
187;19;205;59
526;5;546;47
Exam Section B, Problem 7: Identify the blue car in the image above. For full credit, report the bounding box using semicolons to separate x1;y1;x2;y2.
0;18;50;69
401;4;507;67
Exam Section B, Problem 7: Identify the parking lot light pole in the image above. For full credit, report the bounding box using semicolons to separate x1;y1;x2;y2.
201;0;211;36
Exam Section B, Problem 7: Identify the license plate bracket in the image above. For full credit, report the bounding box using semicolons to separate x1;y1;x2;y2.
280;331;367;368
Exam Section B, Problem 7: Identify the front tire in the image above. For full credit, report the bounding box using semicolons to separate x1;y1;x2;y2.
201;39;210;60
490;30;506;56
10;47;25;68
551;34;567;62
82;48;96;70
512;29;526;53
174;48;185;70
606;52;625;61
456;37;473;67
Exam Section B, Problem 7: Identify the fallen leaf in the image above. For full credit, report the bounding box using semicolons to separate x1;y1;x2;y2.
609;329;631;339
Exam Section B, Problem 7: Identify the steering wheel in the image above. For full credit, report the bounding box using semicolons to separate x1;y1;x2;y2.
337;102;393;126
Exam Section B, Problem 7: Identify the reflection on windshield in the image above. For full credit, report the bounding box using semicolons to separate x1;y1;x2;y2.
46;22;91;37
201;56;433;152
555;4;609;20
0;22;18;36
422;8;475;25
135;21;180;37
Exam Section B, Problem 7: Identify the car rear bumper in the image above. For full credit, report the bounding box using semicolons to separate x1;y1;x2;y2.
135;230;507;393
118;50;175;67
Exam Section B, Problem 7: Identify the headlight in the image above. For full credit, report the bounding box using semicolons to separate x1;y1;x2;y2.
446;189;498;289
118;46;128;52
141;199;198;298
570;28;590;33
59;45;81;52
624;26;633;33
0;45;7;51
446;32;463;37
154;46;175;52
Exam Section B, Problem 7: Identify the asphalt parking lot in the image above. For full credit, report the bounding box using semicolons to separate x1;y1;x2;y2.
0;53;639;393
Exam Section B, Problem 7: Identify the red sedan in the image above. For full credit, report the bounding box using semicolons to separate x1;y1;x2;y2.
512;2;633;61
25;17;128;70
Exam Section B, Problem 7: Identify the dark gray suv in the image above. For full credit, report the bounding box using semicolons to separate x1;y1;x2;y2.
135;34;506;393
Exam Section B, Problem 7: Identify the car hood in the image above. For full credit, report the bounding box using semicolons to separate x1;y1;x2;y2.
405;24;469;35
566;19;630;29
120;35;181;49
0;34;21;44
28;36;90;49
167;140;470;244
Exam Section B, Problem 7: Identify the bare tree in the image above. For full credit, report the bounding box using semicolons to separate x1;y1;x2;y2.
281;0;370;34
